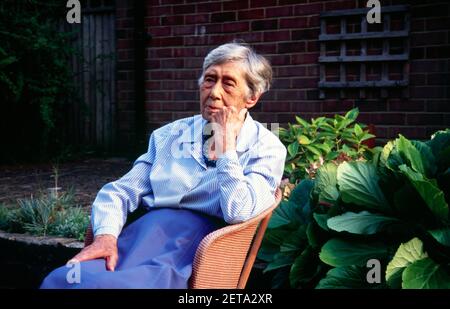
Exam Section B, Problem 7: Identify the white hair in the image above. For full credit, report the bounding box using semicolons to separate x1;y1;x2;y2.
198;42;273;98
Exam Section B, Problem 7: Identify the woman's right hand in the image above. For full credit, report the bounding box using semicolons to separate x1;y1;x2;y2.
69;234;118;271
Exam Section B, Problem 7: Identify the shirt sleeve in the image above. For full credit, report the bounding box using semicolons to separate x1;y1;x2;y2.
216;134;287;224
90;133;157;238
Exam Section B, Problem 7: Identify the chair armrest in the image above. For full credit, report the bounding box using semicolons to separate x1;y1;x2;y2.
189;188;282;289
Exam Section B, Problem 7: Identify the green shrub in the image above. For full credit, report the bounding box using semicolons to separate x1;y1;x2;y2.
260;129;450;289
1;190;89;241
0;0;79;162
279;108;376;184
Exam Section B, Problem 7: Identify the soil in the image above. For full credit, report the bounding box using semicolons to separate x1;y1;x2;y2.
0;158;133;209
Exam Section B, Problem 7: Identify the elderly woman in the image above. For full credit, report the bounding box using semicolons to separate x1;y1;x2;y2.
40;42;286;288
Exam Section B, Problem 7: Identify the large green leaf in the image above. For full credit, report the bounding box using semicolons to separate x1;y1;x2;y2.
327;211;399;235
344;108;359;122
269;200;304;229
396;135;427;175
386;237;428;284
289;179;314;212
426;129;450;160
337;161;391;213
402;257;450;289
316;265;374;289
411;140;437;177
429;228;450;247
314;163;339;205
399;164;449;221
319;238;389;267
289;246;320;288
264;251;297;272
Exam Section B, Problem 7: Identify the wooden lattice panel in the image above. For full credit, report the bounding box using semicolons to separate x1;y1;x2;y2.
318;5;410;99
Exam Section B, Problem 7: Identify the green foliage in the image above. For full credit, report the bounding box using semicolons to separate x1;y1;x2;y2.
260;129;450;288
0;0;79;162
0;190;89;241
279;108;375;183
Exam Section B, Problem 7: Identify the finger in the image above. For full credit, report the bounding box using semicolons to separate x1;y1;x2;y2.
71;246;106;263
106;252;118;272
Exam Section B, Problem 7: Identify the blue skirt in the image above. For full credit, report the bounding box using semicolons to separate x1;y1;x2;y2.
40;208;219;289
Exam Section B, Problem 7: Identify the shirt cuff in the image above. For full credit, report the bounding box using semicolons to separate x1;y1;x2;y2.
93;226;120;238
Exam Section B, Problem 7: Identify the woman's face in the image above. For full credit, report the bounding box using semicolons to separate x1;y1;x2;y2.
199;61;254;122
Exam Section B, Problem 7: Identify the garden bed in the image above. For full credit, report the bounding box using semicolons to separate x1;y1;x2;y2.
0;158;132;209
0;230;83;288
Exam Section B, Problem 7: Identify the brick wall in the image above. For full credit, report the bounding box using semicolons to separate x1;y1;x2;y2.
115;0;450;148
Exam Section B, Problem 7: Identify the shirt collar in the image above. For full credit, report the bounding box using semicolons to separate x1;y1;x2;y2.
180;112;257;153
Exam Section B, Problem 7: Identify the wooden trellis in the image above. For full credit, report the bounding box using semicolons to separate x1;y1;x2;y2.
318;5;410;99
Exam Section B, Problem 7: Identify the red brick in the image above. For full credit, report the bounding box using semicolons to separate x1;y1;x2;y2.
407;113;444;125
272;78;291;89
250;0;277;8
266;6;293;18
278;42;306;54
411;86;448;99
267;55;290;66
150;27;171;37
148;6;173;16
173;4;196;15
426;100;450;112
276;66;306;77
411;31;447;47
291;53;318;64
196;2;221;13
184;35;208;46
426;17;450;31
292;77;318;89
359;113;406;125
253;43;277;54
173;25;196;36
145;102;162;111
223;0;249;11
146;112;173;122
161;102;186;111
290;101;322;112
262;101;291;112
252;19;278;31
389;99;425;112
263;30;290;42
211;12;236;23
426;46;450;59
388;127;427;140
427;73;450;85
223;22;249;33
238;9;265;20
280;17;307;29
294;3;323;16
277;90;306;101
324;0;356;11
322;100;354;112
145;17;160;27
185;14;210;24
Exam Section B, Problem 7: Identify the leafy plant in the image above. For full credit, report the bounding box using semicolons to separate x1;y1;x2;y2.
1;190;89;241
279;108;375;183
260;129;450;289
0;0;80;162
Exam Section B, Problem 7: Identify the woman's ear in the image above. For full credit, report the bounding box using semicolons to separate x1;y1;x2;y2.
245;93;261;109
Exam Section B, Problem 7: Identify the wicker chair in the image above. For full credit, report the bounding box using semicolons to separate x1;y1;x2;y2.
84;188;282;289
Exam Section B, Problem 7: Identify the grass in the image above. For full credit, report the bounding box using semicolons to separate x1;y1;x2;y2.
0;189;89;241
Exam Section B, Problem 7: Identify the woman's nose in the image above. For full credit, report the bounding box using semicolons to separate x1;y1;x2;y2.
209;81;221;100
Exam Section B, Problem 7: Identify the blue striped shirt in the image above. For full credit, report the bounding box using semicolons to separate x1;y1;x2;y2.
91;113;287;238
